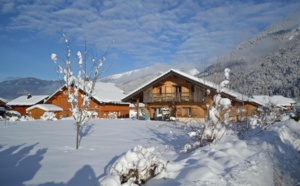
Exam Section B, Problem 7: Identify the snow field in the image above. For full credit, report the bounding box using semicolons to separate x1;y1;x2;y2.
0;119;299;186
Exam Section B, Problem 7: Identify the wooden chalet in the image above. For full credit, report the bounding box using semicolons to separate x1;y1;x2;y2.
122;69;262;121
7;95;49;116
45;82;129;119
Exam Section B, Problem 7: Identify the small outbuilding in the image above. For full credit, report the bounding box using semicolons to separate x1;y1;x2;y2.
26;104;63;119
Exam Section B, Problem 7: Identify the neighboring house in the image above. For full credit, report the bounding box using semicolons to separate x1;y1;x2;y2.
0;97;8;107
252;95;296;110
7;95;49;116
26;104;63;119
122;69;262;121
45;82;130;118
0;97;8;118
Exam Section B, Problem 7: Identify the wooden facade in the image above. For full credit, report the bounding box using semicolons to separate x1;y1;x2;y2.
122;69;261;121
46;86;129;118
11;106;31;116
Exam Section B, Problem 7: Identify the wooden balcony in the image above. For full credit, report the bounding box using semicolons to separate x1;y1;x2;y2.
148;93;195;103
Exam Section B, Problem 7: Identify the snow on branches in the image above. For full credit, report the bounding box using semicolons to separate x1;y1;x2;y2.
51;34;109;149
182;68;232;152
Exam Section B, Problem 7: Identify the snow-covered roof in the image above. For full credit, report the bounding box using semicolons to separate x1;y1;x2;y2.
93;82;128;104
0;97;8;103
45;82;128;104
122;69;262;105
26;104;63;112
7;95;49;106
252;95;296;107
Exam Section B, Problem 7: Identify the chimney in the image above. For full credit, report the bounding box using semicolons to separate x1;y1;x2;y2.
27;94;32;99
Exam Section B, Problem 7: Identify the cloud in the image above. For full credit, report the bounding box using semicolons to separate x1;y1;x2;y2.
1;0;300;71
1;1;14;13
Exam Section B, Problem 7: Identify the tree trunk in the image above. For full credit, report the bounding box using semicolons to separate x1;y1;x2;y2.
76;122;80;149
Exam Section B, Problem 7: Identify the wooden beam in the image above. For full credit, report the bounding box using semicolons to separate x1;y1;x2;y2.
136;99;140;120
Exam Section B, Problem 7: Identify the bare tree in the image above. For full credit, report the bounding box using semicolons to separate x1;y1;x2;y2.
51;34;110;149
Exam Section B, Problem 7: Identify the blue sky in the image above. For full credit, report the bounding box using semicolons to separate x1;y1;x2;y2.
0;0;299;82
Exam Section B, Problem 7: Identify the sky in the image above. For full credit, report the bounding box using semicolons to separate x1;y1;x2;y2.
0;0;300;82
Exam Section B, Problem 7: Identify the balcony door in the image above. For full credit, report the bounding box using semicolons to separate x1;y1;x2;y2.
175;86;181;101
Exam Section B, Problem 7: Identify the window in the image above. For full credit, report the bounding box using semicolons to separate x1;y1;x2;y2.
191;85;195;92
183;107;191;117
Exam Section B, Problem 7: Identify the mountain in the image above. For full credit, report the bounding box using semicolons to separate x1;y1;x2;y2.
0;78;63;101
200;13;300;98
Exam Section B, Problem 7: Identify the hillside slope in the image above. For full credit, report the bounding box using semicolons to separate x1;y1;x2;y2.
201;13;300;98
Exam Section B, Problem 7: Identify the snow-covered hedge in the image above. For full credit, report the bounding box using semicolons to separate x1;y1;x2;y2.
100;145;168;186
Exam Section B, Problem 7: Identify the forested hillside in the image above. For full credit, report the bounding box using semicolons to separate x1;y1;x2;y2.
201;13;300;98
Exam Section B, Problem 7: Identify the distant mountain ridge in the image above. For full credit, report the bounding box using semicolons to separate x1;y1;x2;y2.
0;77;63;101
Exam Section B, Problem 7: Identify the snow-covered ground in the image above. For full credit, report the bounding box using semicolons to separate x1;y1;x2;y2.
0;118;299;186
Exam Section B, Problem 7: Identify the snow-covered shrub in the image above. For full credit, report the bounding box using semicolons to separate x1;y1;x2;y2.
181;119;204;152
182;68;233;152
181;118;226;152
40;112;57;121
100;145;168;185
9;116;19;122
20;115;35;121
108;112;117;119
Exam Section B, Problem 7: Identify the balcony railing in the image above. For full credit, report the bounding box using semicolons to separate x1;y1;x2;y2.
149;93;194;103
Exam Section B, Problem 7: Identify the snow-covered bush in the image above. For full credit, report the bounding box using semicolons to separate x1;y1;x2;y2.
40;112;57;121
100;145;168;185
19;115;35;121
9;116;19;122
181;118;226;152
181;68;232;152
108;112;117;119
